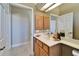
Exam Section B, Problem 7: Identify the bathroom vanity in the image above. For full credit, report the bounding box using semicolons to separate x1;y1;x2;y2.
33;33;79;56
33;37;61;56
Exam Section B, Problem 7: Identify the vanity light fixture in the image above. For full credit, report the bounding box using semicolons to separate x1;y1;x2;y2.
45;3;62;12
40;3;53;11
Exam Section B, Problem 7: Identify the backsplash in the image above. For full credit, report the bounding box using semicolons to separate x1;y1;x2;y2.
35;30;49;33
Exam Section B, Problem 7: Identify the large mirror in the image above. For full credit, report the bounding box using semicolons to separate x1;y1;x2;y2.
50;12;73;38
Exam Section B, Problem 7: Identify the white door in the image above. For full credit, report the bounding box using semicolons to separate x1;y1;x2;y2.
11;7;31;47
0;5;7;51
0;5;1;39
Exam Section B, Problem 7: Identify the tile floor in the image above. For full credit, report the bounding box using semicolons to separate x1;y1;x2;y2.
1;44;33;56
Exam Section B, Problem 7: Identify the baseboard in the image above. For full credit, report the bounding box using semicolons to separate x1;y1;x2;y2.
12;41;29;48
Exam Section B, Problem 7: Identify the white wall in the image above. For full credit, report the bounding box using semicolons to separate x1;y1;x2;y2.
73;12;79;39
11;6;32;47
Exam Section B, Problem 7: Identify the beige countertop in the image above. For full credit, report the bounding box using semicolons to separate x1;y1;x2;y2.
34;33;79;49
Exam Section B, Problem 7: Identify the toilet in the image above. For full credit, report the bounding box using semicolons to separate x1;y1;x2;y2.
72;49;79;56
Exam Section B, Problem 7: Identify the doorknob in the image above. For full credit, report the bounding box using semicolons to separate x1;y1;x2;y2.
0;46;5;51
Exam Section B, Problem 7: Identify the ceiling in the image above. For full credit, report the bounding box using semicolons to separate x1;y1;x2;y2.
21;3;79;15
50;3;79;15
21;3;45;9
59;3;79;15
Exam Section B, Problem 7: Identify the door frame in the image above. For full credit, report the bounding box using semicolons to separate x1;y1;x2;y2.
10;3;34;55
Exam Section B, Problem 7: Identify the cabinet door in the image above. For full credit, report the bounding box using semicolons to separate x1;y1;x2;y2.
49;44;61;56
40;47;48;56
35;43;40;56
44;16;50;30
61;44;73;56
43;44;49;53
35;15;43;30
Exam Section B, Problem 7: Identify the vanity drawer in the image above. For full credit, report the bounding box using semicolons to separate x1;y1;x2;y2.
36;39;43;47
43;44;49;53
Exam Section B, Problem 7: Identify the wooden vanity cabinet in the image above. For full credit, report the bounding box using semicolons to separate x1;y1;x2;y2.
35;15;50;30
35;43;40;56
49;44;61;56
34;37;79;56
33;37;61;56
43;16;50;30
35;15;43;30
40;47;48;56
34;37;48;56
61;44;73;56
